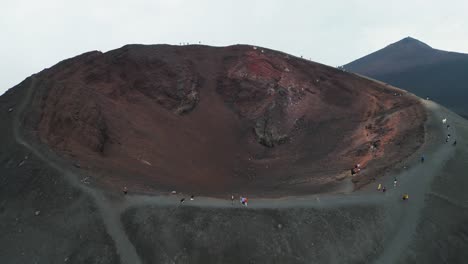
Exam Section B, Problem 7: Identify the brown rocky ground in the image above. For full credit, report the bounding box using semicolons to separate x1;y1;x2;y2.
21;44;425;196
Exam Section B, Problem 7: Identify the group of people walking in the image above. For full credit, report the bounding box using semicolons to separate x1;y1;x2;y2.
120;116;460;207
391;117;457;201
377;177;410;201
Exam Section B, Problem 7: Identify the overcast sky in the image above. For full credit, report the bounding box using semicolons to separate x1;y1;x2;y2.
1;0;467;95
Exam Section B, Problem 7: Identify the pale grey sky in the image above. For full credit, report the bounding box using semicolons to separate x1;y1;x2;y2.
1;0;467;95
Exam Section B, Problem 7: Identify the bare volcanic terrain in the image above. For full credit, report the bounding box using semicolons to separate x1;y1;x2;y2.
19;44;425;196
4;44;468;264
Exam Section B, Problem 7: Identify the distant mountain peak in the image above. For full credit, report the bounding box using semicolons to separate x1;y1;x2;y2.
343;37;437;74
387;37;432;50
344;36;468;118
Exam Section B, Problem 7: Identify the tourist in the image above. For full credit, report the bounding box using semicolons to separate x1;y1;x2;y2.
240;197;248;207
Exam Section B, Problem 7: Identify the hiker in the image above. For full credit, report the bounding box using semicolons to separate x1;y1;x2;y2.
354;164;361;173
244;197;248;207
190;195;194;201
394;178;398;188
421;155;425;163
447;124;450;129
373;141;380;149
377;183;382;191
240;197;248;207
453;140;457;146
231;195;235;205
180;198;185;204
382;186;386;192
123;186;128;195
352;164;361;174
402;194;409;200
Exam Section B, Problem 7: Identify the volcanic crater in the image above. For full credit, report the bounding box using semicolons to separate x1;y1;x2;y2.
21;44;425;196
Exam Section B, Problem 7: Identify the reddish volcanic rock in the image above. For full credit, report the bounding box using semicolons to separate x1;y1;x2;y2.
23;44;425;196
